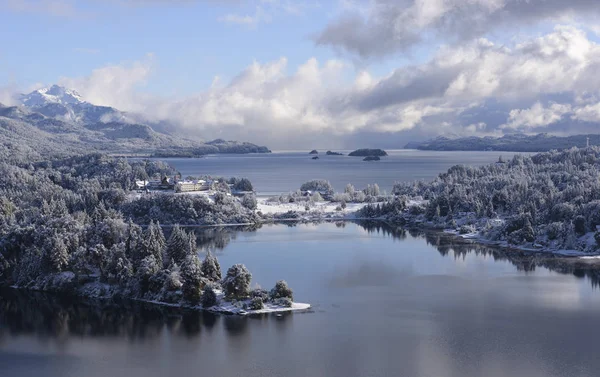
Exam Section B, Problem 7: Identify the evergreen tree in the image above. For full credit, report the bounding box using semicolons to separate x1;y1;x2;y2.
165;225;193;267
269;280;293;301
181;255;203;304
45;234;69;272
146;220;165;267
125;219;142;261
137;255;160;292
222;264;252;299
201;285;218;308
522;217;535;242
201;250;222;282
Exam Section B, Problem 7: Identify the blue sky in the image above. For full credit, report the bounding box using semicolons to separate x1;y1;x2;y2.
0;1;426;95
2;0;600;148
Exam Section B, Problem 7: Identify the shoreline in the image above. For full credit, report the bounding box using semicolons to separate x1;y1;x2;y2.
8;284;312;317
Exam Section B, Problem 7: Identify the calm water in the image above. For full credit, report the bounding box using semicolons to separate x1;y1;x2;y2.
2;222;600;377
157;150;528;195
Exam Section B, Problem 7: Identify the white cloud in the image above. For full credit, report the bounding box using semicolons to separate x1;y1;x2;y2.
58;54;155;113
218;6;271;27
503;102;572;130
218;0;319;27
10;25;600;147
573;103;600;123
0;85;18;106
316;0;600;58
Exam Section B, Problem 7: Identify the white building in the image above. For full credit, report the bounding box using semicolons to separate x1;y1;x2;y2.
175;180;210;193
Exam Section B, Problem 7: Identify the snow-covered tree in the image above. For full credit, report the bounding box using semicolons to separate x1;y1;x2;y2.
233;178;253;192
143;220;165;267
241;193;257;210
201;285;217;308
137;255;160;290
201;250;222;282
222;264;252;299
44;234;69;272
269;280;293;301
181;255;203;304
165;225;195;267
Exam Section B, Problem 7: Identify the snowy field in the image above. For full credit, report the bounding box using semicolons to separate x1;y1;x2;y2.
256;197;368;217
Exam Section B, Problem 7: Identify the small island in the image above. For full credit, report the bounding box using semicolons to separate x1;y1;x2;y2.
326;151;344;156
349;148;388;157
312;156;319;160
309;150;319;155
363;156;381;161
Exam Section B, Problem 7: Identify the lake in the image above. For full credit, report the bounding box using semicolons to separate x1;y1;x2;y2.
2;222;600;377
154;150;528;195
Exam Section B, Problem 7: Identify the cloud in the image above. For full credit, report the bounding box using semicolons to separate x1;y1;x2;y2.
58;54;155;113
315;0;600;59
218;0;319;27
14;25;600;147
503;102;572;130
0;85;18;106
218;6;271;27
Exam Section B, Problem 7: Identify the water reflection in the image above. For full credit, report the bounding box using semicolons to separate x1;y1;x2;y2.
0;289;297;343
190;221;600;289
3;222;600;377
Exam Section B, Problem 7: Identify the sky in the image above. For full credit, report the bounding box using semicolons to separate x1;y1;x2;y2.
1;0;600;148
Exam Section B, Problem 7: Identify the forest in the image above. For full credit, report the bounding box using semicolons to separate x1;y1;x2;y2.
359;147;600;253
0;151;293;313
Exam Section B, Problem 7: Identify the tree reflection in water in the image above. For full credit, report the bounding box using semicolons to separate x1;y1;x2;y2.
3;220;600;346
0;289;292;343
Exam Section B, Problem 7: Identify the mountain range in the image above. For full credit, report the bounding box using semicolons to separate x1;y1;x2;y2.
0;85;270;161
404;133;600;152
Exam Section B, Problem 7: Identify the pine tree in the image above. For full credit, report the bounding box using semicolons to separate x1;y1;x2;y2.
201;250;222;282
201;285;218;308
181;255;203;304
165;225;191;267
146;221;165;267
46;234;69;272
125;219;142;261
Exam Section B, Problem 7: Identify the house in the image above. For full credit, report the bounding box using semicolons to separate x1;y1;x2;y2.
175;180;210;193
147;176;175;190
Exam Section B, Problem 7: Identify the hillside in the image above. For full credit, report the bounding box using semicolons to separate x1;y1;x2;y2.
405;133;600;152
360;147;600;254
0;85;270;160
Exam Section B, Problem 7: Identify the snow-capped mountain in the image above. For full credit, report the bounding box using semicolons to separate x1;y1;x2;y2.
20;85;84;107
19;85;131;124
1;86;271;158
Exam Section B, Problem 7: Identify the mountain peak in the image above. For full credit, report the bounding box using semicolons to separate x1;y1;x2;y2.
21;85;84;107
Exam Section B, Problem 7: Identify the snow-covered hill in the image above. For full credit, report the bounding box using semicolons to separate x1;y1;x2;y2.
19;85;130;124
1;85;271;159
20;85;84;107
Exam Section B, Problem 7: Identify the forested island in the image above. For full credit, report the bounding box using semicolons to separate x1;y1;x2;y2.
348;149;388;157
405;133;600;152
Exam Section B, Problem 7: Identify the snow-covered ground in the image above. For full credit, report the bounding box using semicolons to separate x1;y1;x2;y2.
256;197;367;217
209;301;311;315
444;228;600;260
